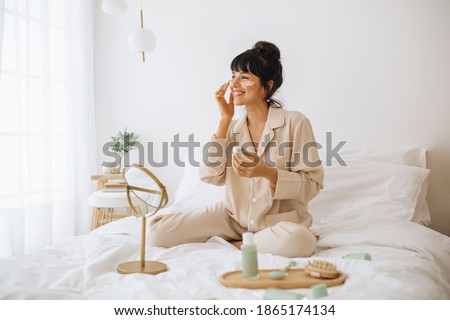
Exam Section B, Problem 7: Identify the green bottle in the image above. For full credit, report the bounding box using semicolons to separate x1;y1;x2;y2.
241;232;259;280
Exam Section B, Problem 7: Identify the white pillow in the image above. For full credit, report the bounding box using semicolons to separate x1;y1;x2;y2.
309;159;429;227
324;147;430;225
172;158;225;212
333;147;427;167
173;147;430;226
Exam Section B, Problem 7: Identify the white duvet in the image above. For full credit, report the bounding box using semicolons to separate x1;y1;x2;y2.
1;211;449;300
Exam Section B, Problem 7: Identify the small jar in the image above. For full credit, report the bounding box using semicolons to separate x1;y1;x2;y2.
101;166;112;174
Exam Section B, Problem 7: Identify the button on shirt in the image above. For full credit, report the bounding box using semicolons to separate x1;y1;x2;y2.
199;105;324;232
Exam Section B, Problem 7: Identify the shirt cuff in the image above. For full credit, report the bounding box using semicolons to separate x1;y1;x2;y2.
272;169;301;200
202;135;227;168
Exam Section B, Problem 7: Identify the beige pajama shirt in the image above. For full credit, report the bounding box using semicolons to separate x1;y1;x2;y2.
149;105;324;258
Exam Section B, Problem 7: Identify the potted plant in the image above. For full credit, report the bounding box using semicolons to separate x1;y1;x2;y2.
109;128;140;173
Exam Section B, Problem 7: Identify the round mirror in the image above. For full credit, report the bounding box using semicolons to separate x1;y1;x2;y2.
118;164;169;275
123;164;168;216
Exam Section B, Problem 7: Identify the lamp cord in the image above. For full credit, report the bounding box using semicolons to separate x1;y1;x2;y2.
140;0;145;62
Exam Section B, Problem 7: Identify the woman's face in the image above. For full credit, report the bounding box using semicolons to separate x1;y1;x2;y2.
230;70;266;106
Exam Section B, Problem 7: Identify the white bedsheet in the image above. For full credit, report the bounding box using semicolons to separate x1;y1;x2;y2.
1;211;449;300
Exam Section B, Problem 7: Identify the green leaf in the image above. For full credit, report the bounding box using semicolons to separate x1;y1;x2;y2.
108;127;140;154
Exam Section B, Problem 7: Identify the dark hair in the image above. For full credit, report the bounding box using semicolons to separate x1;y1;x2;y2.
230;41;283;104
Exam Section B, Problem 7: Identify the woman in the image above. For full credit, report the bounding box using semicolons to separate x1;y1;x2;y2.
149;41;324;258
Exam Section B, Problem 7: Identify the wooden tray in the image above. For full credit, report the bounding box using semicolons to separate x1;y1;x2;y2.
219;269;346;289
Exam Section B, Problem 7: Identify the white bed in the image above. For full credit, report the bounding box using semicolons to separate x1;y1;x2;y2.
1;148;449;299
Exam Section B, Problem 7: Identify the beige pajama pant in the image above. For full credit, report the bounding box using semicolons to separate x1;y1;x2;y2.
149;202;317;258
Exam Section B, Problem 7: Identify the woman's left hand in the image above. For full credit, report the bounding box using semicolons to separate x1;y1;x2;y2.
232;149;277;183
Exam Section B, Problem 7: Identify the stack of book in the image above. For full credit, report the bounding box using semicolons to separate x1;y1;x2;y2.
102;180;127;193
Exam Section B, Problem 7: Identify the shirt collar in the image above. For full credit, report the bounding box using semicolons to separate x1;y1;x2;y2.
232;103;285;134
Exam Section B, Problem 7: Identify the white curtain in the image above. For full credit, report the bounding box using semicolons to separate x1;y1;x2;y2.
0;0;96;257
0;0;4;69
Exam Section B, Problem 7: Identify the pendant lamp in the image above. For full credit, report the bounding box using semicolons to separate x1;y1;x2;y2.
128;8;156;62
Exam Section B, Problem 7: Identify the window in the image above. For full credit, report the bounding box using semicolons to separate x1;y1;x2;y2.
0;0;96;257
0;0;67;208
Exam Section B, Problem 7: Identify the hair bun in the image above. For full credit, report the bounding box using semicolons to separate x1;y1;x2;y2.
252;41;281;60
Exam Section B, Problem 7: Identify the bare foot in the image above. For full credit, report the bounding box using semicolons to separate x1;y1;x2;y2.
230;240;242;249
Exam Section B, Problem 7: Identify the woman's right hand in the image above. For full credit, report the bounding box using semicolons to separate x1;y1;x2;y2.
215;81;234;121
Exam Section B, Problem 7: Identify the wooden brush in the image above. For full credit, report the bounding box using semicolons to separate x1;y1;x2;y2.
304;260;340;279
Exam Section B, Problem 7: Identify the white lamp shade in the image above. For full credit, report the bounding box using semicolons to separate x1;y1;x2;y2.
128;28;156;53
102;0;127;15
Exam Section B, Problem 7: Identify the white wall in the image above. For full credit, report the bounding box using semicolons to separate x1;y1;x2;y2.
94;0;450;236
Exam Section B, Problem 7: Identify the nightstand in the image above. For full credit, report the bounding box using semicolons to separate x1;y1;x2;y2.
89;173;137;230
